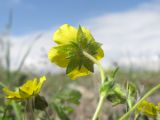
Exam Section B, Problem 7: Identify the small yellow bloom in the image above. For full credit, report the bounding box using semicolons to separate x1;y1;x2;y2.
137;100;158;117
3;76;46;101
48;24;104;80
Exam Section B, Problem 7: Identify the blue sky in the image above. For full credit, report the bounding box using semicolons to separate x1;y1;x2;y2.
0;0;153;35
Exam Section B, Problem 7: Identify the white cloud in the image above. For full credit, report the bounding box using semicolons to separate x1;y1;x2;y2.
82;2;160;70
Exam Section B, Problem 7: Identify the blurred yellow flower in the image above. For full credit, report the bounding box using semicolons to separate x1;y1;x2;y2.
3;76;46;101
137;100;158;117
48;24;104;80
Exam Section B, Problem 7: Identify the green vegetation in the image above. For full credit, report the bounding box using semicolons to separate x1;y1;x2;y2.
1;23;160;120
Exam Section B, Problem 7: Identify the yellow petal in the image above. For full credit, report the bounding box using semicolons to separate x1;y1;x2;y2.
53;24;77;44
48;47;69;68
3;87;21;100
94;48;104;60
35;76;46;94
32;78;38;93
67;66;91;80
82;27;94;41
19;88;31;99
137;100;157;117
19;80;34;96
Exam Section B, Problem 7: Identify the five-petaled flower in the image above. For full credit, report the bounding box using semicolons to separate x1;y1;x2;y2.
3;76;46;101
48;24;104;80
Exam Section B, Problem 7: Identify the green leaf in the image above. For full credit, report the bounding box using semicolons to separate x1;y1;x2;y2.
62;106;74;114
111;67;119;79
107;84;126;106
35;95;48;111
54;89;82;105
52;103;70;120
100;80;114;96
52;89;81;120
126;82;137;109
127;82;137;97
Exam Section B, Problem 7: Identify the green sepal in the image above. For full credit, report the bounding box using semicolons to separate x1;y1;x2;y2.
34;95;48;111
66;60;79;74
83;57;94;72
126;82;137;109
127;82;137;97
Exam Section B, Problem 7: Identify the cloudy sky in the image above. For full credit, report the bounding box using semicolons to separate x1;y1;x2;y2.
0;0;158;35
0;0;160;72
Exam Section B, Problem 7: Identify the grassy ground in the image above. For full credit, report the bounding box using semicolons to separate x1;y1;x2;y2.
1;64;160;120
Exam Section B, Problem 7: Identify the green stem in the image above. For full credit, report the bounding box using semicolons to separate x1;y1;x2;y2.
26;99;34;120
12;101;21;120
83;51;106;120
2;106;8;120
119;84;160;120
92;95;106;120
157;112;160;120
83;51;105;83
44;109;52;120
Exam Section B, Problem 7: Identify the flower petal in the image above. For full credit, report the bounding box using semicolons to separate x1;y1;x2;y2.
19;80;34;96
48;46;69;68
95;48;104;60
3;88;21;100
82;27;94;41
35;76;46;94
67;66;91;80
53;24;77;44
137;100;157;117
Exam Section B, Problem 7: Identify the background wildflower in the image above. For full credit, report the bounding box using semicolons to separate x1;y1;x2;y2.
3;76;46;101
137;100;157;117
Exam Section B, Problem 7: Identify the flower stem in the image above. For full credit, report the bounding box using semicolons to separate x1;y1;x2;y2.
92;95;106;120
119;84;160;120
83;51;105;83
26;99;34;120
83;51;106;120
12;101;21;120
44;109;52;120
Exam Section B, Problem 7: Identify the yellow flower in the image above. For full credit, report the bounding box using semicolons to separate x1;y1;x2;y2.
3;76;46;101
137;100;158;117
48;24;104;80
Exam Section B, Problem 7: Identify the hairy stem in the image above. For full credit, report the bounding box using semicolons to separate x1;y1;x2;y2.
83;51;106;120
26;99;34;120
83;51;105;83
